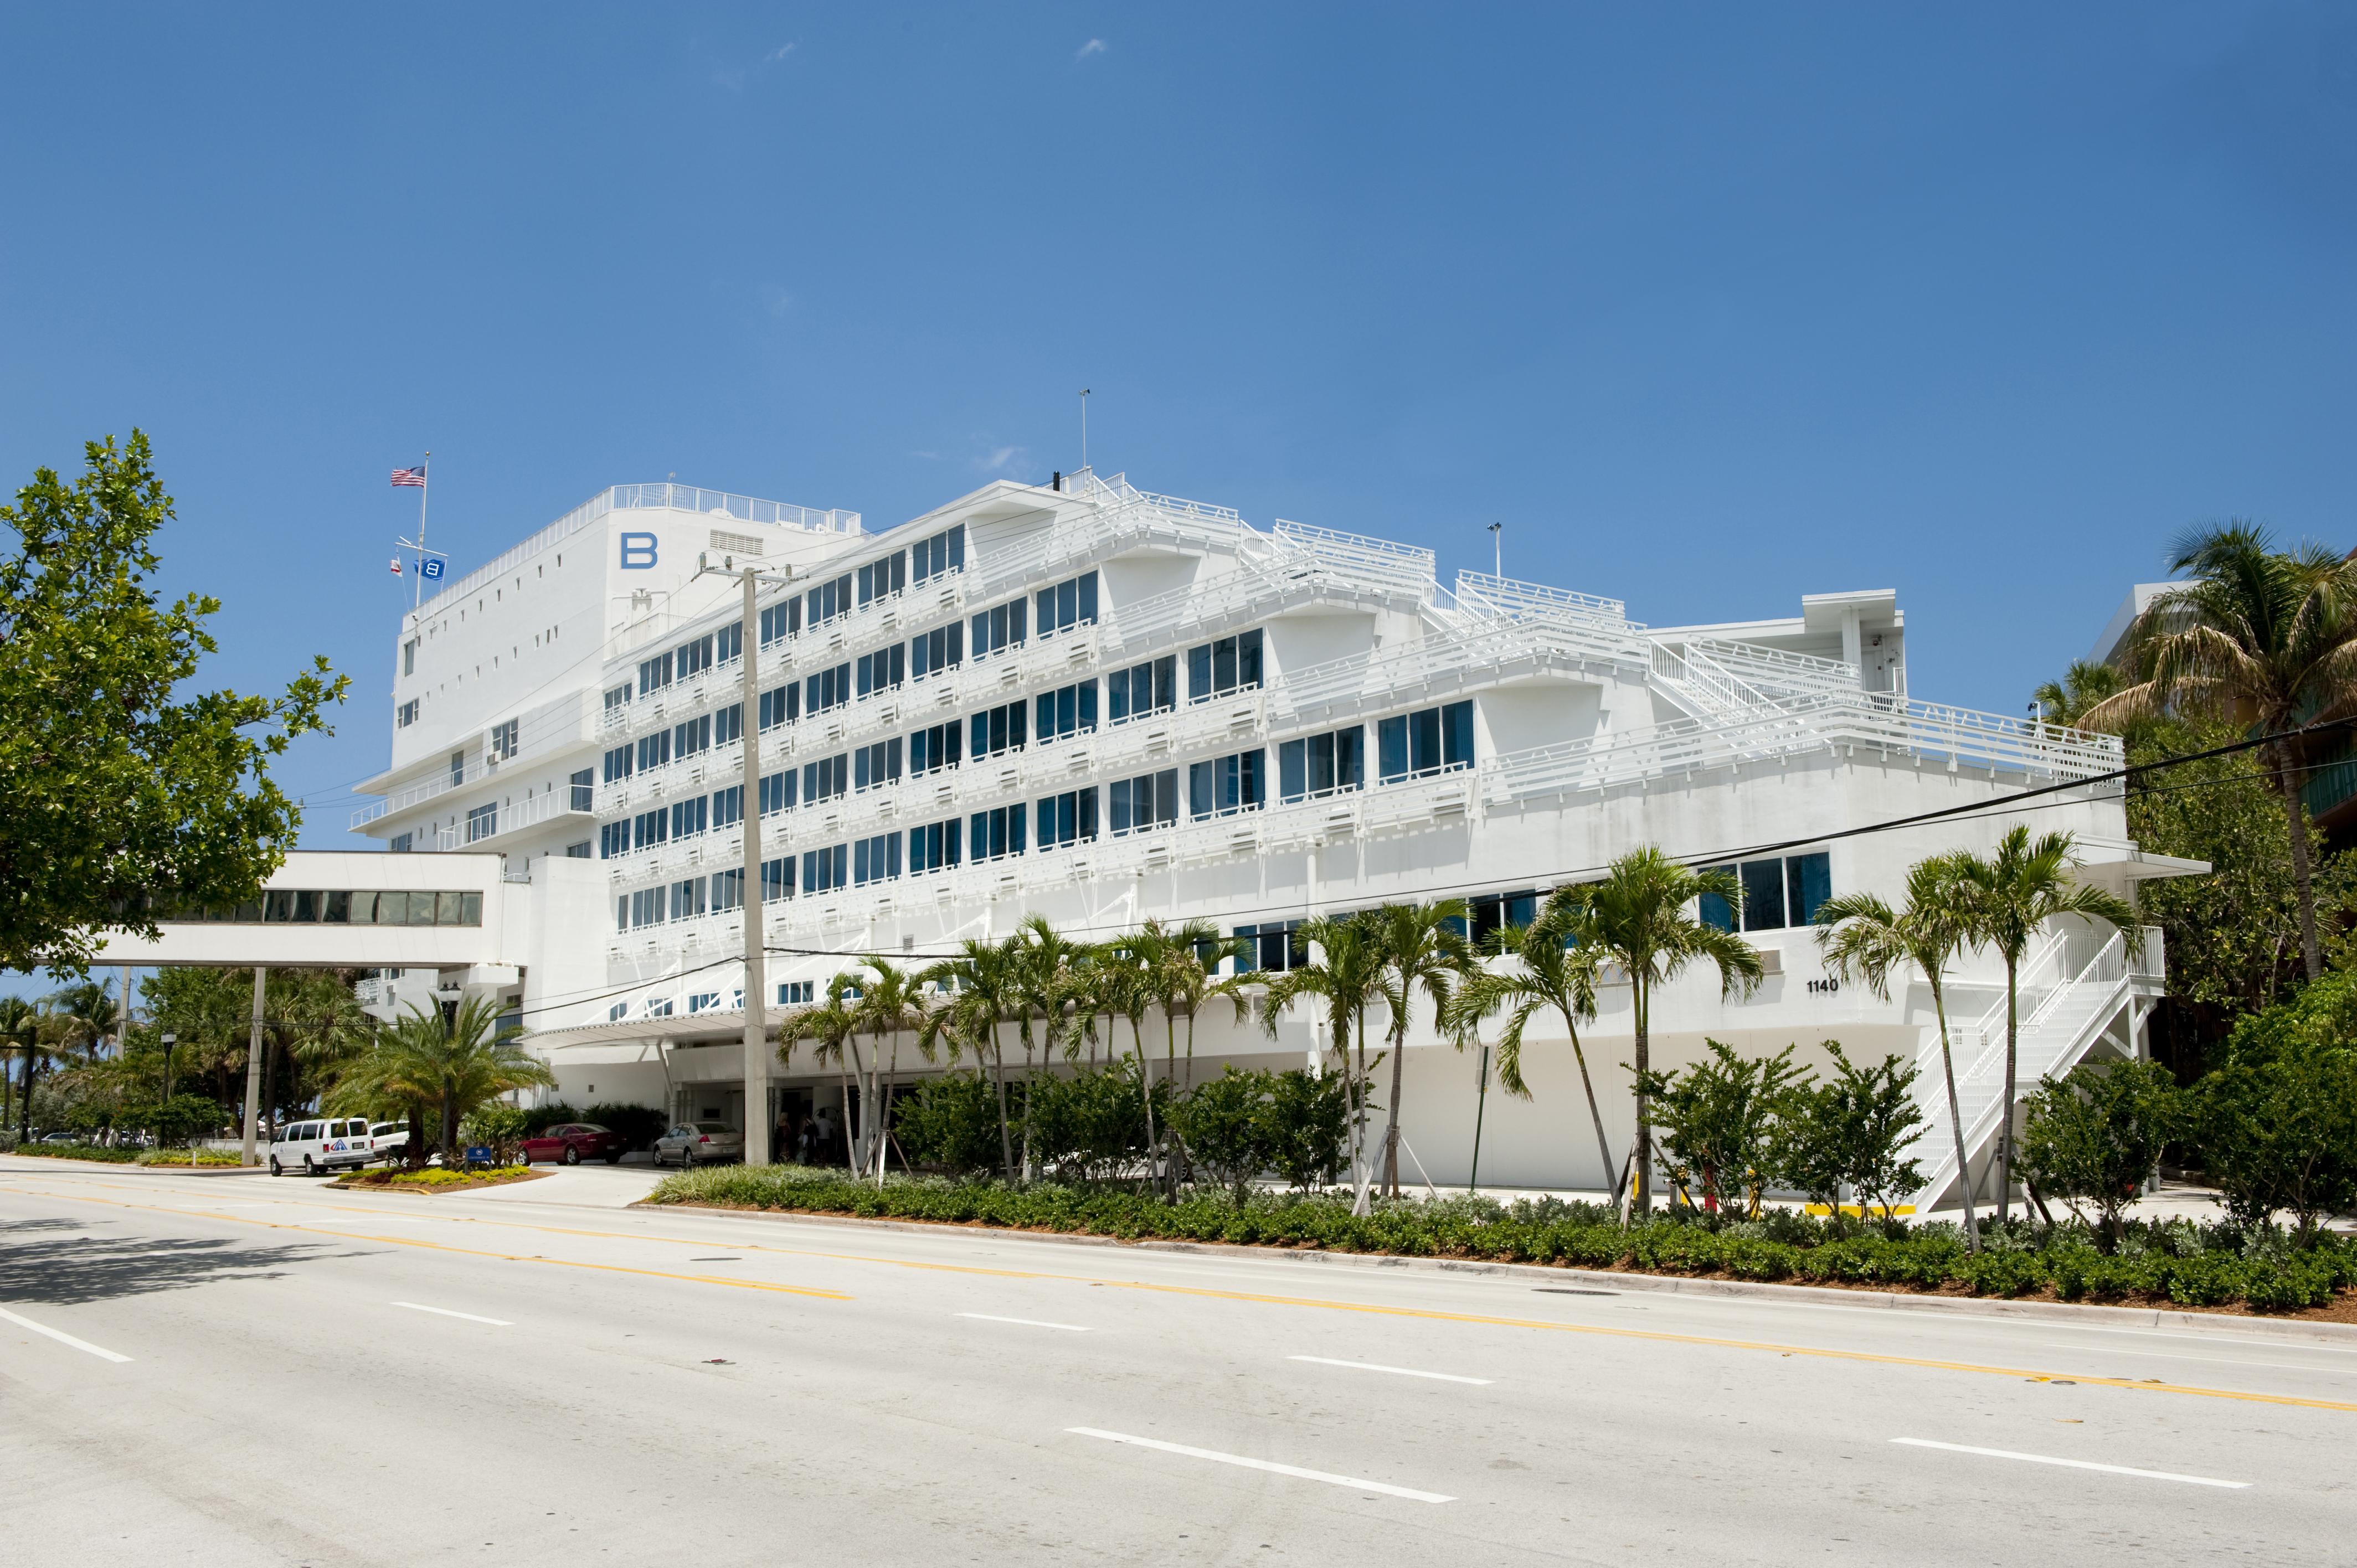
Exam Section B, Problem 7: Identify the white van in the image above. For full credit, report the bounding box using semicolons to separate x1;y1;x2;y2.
269;1117;377;1176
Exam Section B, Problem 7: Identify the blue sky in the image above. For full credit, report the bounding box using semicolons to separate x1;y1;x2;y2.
3;3;2353;848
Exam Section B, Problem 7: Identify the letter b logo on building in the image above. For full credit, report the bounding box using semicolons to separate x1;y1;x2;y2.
619;532;658;570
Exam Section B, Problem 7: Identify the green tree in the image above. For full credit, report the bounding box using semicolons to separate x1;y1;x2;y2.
1363;899;1475;1199
1260;1067;1352;1192
2016;1058;2184;1253
1636;1039;1803;1218
1772;1044;1926;1229
846;958;931;1184
780;979;863;1170
0;432;346;973
2194;1039;2357;1245
2083;523;2357;981
1258;914;1386;1214
918;937;1023;1184
1815;855;1982;1250
1167;1066;1276;1203
1584;849;1763;1220
1447;890;1615;1192
0;994;32;1131
2031;659;2124;728
331;998;552;1161
1951;827;2143;1225
893;1071;1003;1177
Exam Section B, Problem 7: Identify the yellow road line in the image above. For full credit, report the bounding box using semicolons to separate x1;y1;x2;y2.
14;1178;2353;1414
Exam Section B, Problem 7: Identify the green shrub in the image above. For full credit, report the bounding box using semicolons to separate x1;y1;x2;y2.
1029;1064;1158;1182
1260;1067;1350;1192
2194;1040;2357;1244
894;1073;1006;1177
2018;1059;2185;1252
11;1142;140;1163
583;1102;667;1151
1166;1067;1275;1201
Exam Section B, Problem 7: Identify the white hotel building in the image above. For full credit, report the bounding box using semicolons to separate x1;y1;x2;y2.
128;471;2201;1206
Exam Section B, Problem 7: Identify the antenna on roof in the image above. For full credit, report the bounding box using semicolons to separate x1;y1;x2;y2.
1488;520;1502;579
1079;388;1091;472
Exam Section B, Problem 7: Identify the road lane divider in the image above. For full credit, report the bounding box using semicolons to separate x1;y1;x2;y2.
0;1304;132;1363
1888;1437;2251;1489
393;1301;513;1326
1288;1355;1491;1385
1066;1427;1454;1503
956;1312;1094;1332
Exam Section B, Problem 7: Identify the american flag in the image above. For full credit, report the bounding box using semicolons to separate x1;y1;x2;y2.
390;465;427;488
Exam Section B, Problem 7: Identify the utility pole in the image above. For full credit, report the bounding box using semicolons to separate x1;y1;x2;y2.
241;967;266;1165
699;550;794;1165
1488;520;1501;579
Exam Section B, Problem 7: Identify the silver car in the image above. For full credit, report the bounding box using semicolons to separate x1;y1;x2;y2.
652;1122;744;1168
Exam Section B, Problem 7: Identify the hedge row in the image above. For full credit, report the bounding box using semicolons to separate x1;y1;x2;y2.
6;1143;142;1164
649;1166;2357;1312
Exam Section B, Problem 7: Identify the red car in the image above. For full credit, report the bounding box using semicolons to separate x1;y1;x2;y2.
518;1122;629;1166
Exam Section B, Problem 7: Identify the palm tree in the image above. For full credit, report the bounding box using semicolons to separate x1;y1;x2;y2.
1098;927;1162;1177
1583;848;1763;1221
0;994;34;1133
847;958;932;1185
2082;523;2357;981
1815;854;1980;1251
1010;916;1088;1178
335;997;552;1160
44;979;117;1066
1951;827;2143;1225
1361;900;1475;1198
1447;890;1616;1192
2031;659;2124;729
1258;914;1386;1213
918;937;1022;1183
1152;919;1247;1098
781;979;863;1170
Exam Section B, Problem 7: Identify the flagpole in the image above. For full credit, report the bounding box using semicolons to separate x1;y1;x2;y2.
414;451;431;610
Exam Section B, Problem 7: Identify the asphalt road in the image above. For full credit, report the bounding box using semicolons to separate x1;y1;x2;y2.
2;1157;2351;1566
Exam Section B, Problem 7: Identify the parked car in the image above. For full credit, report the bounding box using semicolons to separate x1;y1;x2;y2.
38;1131;78;1146
269;1117;377;1176
651;1122;744;1168
518;1122;627;1167
368;1122;409;1164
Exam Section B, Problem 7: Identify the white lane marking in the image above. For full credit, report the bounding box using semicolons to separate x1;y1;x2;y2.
1890;1438;2249;1489
955;1312;1093;1333
0;1304;132;1363
2037;1342;2355;1375
1288;1355;1492;1385
392;1301;513;1327
1068;1427;1453;1503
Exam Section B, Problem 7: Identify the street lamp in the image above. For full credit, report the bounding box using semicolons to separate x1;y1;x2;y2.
161;1032;177;1102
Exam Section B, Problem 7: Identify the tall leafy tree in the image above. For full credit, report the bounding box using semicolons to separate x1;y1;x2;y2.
1447;891;1616;1192
1815;855;1982;1251
0;994;32;1129
847;958;932;1184
332;997;551;1160
0;432;346;973
1363;900;1475;1198
780;979;864;1170
1582;849;1763;1220
918;937;1023;1183
2083;523;2357;981
1950;827;2143;1225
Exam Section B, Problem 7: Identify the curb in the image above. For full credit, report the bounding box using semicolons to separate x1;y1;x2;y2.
0;1155;267;1177
657;1201;2357;1347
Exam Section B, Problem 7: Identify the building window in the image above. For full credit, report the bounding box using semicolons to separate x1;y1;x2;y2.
1699;852;1832;934
711;784;743;829
761;854;794;903
669;795;709;839
1036;788;1098;849
804;752;850;806
857;550;907;606
971;598;1028;659
603;682;631;714
912;523;965;584
389;832;413;853
638;651;673;696
632;808;670;852
907;817;961;874
853;832;902;885
449;750;465;786
403;637;419;676
1033;679;1098;744
910;621;964;679
854;738;903;791
609;1002;628;1022
806;573;853;628
676;633;714;680
465;802;498;843
759;683;799;730
713;703;743;746
397;700;419;728
969;804;1026;862
622;888;662;929
1468;890;1539;946
635;729;672;772
802;843;849;895
806;662;851;716
600;822;630;859
672;713;711;759
1035;570;1099;638
212;889;483;926
970;699;1028;759
716;622;742;664
1376;700;1474;783
709;866;743;912
1108;656;1176;723
687;990;719;1013
909;720;962;777
857;644;905;698
1279;726;1366;802
1188;750;1267;819
669;877;706;921
1188;629;1264;703
778;979;814;1005
759;599;801;644
565;840;591;859
1109;770;1179;835
759;770;794;816
568;768;594;811
602;745;632;785
1234;920;1306;974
